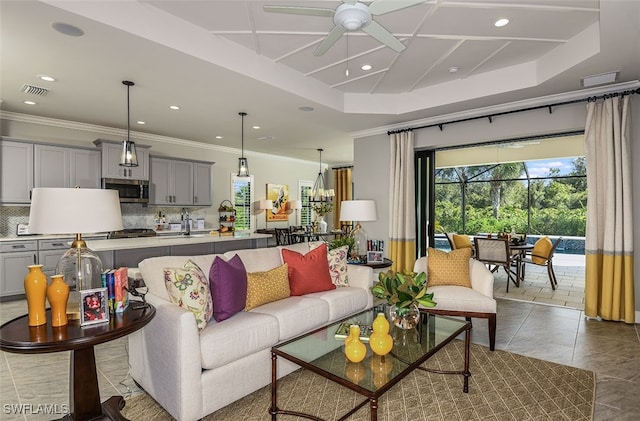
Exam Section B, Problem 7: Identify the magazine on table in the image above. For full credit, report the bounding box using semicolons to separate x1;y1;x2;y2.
334;322;372;342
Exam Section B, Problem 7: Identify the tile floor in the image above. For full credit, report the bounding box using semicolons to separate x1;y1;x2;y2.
1;296;639;421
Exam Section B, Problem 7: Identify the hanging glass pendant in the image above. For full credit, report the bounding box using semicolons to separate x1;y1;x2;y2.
120;80;139;167
237;112;250;177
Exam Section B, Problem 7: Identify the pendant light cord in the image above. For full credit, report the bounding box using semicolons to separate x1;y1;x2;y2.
239;112;247;158
127;84;131;141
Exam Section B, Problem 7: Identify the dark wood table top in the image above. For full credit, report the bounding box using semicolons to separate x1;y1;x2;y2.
0;305;155;354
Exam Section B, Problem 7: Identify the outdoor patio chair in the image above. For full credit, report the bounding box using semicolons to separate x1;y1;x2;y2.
473;237;520;292
521;237;563;290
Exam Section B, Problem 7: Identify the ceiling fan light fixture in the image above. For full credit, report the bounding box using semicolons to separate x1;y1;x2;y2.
334;3;371;31
494;18;510;27
120;81;138;167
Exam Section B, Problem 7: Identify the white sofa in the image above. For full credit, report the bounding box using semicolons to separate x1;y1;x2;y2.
413;256;497;350
128;243;374;421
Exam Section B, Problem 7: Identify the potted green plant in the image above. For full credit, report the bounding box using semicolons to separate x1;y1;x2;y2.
328;237;356;259
371;270;436;329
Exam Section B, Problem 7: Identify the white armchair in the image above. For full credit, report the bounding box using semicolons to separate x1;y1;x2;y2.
414;256;497;350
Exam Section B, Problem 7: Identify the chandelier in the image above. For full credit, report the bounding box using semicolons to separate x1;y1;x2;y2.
308;148;334;203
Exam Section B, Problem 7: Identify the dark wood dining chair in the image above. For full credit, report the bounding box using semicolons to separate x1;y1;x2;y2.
275;228;292;246
474;237;520;292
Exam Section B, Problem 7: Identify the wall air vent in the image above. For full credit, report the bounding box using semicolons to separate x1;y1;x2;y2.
21;84;48;96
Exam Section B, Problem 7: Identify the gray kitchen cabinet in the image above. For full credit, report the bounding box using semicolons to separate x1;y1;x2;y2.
193;162;213;206
94;139;150;180
170;243;214;256
34;144;101;189
38;238;72;279
114;246;171;269
150;157;193;205
0;241;38;297
0;140;33;204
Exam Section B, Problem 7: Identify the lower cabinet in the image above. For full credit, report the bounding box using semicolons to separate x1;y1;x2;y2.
114;247;171;269
0;241;37;297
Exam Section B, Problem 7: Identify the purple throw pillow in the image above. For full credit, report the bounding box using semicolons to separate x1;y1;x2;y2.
209;254;248;322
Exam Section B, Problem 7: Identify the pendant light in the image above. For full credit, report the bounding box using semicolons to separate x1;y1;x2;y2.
237;112;249;177
308;148;334;202
119;80;138;167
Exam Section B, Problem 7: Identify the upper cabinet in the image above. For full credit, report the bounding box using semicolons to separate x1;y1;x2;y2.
1;139;100;204
34;144;101;189
150;157;213;206
0;140;33;203
94;139;150;180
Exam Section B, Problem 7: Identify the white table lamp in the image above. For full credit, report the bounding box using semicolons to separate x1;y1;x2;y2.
288;200;302;225
339;200;377;259
28;188;123;318
258;199;273;230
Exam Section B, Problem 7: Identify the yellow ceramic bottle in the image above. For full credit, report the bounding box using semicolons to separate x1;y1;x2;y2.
24;264;47;326
47;275;69;327
369;313;393;356
344;325;367;363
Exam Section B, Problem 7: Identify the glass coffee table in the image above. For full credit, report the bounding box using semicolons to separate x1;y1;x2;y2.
270;305;471;421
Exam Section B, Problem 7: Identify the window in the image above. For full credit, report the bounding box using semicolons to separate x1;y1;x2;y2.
298;180;313;226
231;175;254;231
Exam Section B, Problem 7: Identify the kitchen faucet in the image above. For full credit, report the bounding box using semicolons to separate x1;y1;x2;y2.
181;208;190;235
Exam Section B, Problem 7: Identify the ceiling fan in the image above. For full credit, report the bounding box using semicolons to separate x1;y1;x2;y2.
264;0;424;56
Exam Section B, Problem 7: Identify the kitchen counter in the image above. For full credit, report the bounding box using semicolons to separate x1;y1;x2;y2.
85;232;271;252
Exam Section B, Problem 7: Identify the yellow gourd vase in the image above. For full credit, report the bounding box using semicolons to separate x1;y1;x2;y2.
24;265;47;326
47;275;69;327
344;325;367;363
369;313;393;356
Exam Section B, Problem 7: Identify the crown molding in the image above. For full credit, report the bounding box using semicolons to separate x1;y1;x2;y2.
0;111;318;166
349;80;640;139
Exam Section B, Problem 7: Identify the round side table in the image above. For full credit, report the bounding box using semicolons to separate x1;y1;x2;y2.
0;304;155;421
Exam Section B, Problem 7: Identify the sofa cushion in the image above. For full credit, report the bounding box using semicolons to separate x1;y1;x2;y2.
199;310;280;370
327;245;349;287
282;243;335;296
163;259;213;330
306;287;369;322
428;285;497;313
250;296;330;341
209;254;247;322
245;264;290;311
139;254;219;301
426;247;472;288
224;247;283;273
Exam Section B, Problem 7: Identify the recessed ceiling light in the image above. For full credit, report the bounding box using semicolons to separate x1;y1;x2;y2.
51;22;84;37
169;105;180;110
38;75;55;82
494;18;510;27
298;106;314;112
448;66;460;73
136;121;146;125
361;64;372;71
215;136;223;139
24;101;36;105
252;126;260;129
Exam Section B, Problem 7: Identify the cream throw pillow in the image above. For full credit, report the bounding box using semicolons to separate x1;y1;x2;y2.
164;259;213;330
245;264;290;311
427;247;472;288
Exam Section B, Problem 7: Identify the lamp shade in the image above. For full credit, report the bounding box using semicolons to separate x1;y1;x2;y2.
259;199;273;211
29;188;123;234
339;200;377;222
289;200;303;210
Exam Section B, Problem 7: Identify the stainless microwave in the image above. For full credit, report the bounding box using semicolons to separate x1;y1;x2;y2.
102;178;149;203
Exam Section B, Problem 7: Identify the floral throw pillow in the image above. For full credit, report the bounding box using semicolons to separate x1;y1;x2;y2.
164;259;213;330
327;245;349;287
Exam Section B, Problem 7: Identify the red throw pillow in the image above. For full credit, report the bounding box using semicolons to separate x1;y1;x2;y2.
281;243;336;296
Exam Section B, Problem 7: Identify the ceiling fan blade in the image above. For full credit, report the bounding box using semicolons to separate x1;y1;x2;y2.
369;0;424;16
314;25;346;56
263;5;335;17
362;21;406;53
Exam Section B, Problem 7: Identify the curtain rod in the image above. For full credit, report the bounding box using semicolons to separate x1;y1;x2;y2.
388;87;640;135
332;165;353;170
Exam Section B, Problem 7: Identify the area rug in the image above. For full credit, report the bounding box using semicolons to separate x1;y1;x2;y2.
122;340;595;420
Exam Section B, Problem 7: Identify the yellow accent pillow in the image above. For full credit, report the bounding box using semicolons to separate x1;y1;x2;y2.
532;237;553;264
426;247;472;288
452;234;473;249
245;264;290;311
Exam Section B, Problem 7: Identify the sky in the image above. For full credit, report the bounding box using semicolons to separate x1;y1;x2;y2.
526;158;579;178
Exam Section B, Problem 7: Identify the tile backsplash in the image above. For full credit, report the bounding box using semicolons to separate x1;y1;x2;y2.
0;204;208;236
